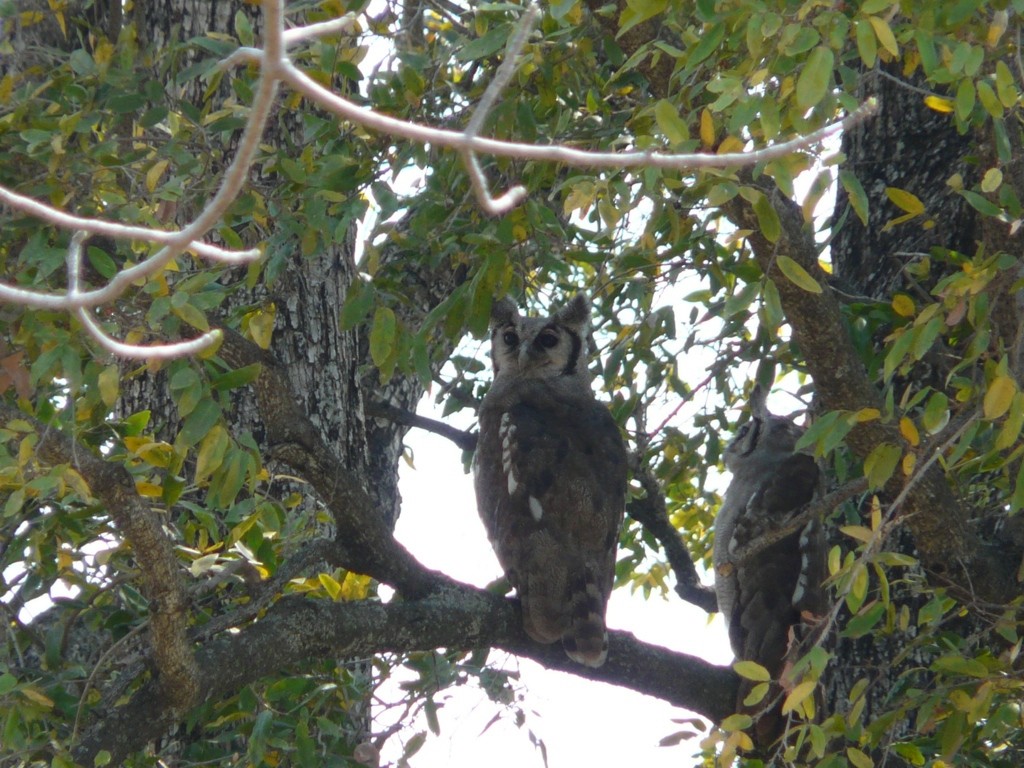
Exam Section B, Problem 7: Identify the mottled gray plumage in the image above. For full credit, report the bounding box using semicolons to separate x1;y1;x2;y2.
473;294;627;667
713;385;827;748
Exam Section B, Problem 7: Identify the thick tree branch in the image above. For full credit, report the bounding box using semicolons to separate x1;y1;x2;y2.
73;589;737;766
0;404;200;710
217;330;450;597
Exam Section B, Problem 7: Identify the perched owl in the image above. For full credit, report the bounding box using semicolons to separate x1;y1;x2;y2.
713;385;827;749
473;294;627;667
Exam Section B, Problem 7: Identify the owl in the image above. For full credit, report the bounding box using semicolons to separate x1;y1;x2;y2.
713;384;827;748
473;294;627;667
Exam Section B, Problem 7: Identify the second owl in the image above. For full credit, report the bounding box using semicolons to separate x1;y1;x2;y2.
714;384;828;750
474;294;627;667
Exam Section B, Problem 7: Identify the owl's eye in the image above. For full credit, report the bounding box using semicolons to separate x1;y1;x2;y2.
503;330;519;347
735;424;750;440
537;331;560;349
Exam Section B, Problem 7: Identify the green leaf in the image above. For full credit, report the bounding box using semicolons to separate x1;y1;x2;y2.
955;77;976;122
840;170;869;225
681;20;723;70
234;9;254;47
340;282;376;331
843;602;885;639
961;189;1002;216
776;254;822;293
977;81;1004;119
654;100;689;145
87;246;118;279
864;442;902;489
457;27;509;62
752;192;781;242
922;391;950;433
178;398;222;448
854;19;877;67
996;60;1018;107
1012;459;1024;513
796;46;834;110
212;363;262;391
369;306;398;368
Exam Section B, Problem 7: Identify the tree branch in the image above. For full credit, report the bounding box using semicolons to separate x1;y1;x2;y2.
628;465;718;614
73;589;737;766
217;329;450;598
366;400;478;452
0;403;200;711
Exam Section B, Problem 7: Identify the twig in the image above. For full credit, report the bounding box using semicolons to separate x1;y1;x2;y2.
67;233;223;359
628;463;718;613
366;400;477;451
728;478;869;564
458;3;538;215
281;62;878;173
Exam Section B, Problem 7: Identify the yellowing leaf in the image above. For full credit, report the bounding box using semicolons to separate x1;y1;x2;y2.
98;364;120;407
246;305;276;350
782;680;817;715
743;682;770;706
902;452;917;476
135;481;164;497
720;714;753;731
899;416;920;446
840;525;874;544
19;686;54;709
700;108;715;148
854;407;881;422
146;159;169;193
868;15;898;57
340;571;373;601
717;135;745;154
984;375;1017;420
981;168;1003;193
318;572;343;601
995;393;1024;449
734;660;771;682
776;254;822;293
891;294;915;317
864;442;902;489
924;95;955;113
847;747;875;768
195;424;230;485
886;187;925;215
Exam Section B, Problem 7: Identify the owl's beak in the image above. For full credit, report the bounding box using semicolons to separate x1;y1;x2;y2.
519;345;551;372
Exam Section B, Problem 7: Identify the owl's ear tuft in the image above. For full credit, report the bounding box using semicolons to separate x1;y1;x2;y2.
491;297;520;327
554;293;591;329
